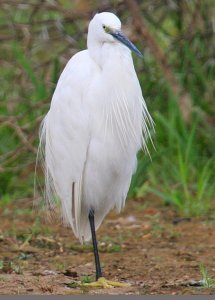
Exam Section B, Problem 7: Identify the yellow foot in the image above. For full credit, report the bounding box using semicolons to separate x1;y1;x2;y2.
80;277;130;288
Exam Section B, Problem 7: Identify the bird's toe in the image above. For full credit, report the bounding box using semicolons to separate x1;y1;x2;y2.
80;277;130;289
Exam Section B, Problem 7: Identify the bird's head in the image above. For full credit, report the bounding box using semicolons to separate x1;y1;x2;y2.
88;12;143;58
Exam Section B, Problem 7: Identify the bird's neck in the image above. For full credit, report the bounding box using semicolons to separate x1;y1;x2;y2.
87;40;103;68
87;39;131;69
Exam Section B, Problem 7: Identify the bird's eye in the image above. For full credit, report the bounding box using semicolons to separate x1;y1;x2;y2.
102;24;110;33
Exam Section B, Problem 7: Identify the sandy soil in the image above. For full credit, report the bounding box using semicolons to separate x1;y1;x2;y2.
0;196;215;295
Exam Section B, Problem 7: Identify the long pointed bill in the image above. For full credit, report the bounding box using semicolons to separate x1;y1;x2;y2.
110;31;143;58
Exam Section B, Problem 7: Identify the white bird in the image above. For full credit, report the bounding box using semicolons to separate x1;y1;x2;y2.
38;12;153;287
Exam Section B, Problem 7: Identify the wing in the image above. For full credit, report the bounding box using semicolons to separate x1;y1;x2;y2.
38;50;96;242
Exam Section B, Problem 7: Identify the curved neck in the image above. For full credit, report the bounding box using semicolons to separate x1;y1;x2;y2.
87;34;104;68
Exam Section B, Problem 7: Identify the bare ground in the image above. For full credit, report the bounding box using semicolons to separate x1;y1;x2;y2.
0;196;215;295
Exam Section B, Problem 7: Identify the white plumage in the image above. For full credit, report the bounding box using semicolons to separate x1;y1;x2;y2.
38;12;153;243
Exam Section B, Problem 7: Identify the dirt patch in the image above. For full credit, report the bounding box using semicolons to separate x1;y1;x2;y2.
0;197;215;295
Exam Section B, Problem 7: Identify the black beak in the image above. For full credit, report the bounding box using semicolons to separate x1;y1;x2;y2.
110;30;143;58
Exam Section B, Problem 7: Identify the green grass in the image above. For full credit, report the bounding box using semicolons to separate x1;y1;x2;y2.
131;40;215;216
67;281;79;288
81;275;93;284
199;264;215;288
0;261;3;269
0;259;23;275
129;0;215;217
131;97;215;216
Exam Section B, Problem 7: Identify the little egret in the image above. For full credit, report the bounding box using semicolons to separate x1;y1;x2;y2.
38;12;153;287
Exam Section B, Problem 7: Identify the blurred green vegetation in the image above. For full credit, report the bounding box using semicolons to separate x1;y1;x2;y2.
0;0;214;216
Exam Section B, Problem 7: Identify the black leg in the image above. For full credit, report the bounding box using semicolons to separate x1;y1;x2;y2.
88;209;102;280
